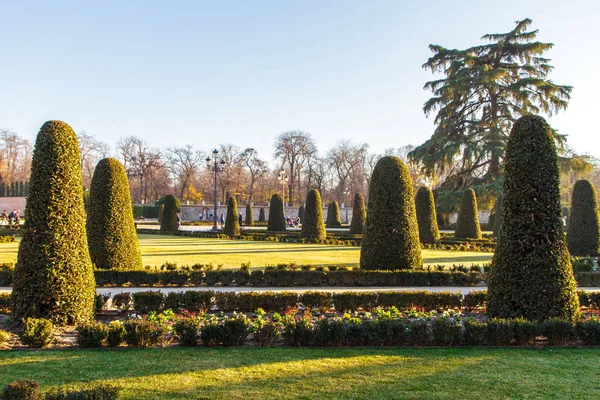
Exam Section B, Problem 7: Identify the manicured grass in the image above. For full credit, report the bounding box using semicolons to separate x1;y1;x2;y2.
0;234;492;268
0;347;598;399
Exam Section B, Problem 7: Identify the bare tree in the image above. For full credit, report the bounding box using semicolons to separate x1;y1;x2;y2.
78;131;110;188
167;145;204;199
116;136;163;203
273;130;316;206
0;129;32;184
327;140;369;202
240;148;268;204
218;144;245;202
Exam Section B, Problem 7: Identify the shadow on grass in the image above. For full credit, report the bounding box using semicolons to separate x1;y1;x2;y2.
1;347;599;399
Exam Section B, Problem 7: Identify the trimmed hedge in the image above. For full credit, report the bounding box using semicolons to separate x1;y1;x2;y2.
267;194;286;231
302;189;326;240
567;180;600;256
224;197;240;236
87;158;142;270
415;187;440;244
349;193;366;234
360;156;422;270
12;121;96;325
160;195;180;233
245;204;254;226
326;201;342;228
492;195;503;237
488;115;580;321
259;207;266;222
454;189;482;239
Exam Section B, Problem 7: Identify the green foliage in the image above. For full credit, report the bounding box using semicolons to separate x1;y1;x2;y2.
160;195;180;233
488;115;580;321
123;318;169;348
173;317;200;347
132;291;165;314
301;189;326;240
360;156;422;270
540;318;575;346
567;180;600;256
45;385;120;400
1;380;43;400
454;189;482;239
415;187;440;244
76;321;109;348
492;195;503;237
326;201;342;228
107;322;125;347
12;121;95;325
298;205;305;224
245;204;254;226
20;317;53;348
349;193;366;234
224;197;240;236
87;158;142;270
267;194;286;231
409;19;572;207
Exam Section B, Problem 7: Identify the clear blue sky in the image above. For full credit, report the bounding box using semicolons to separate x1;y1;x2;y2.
1;0;598;161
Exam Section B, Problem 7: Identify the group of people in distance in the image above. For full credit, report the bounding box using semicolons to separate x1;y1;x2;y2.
1;209;21;228
287;216;300;228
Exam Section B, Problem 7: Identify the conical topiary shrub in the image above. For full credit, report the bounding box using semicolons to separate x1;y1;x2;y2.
224;197;240;236
492;195;503;237
158;204;164;224
87;158;142;270
326;201;342;228
454;189;482;239
245;204;254;226
160;195;180;233
267;193;286;231
567;180;600;256
298;204;305;224
360;156;422;270
259;207;266;222
302;189;326;240
349;193;366;234
488;115;580;321
12;120;96;325
415;187;440;244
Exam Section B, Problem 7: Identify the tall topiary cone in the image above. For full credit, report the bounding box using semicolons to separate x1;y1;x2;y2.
567;180;600;256
326;201;342;228
160;195;179;233
298;204;305;224
492;195;503;237
488;115;580;321
12;121;96;325
349;193;366;234
302;189;326;240
267;193;286;231
245;204;254;226
87;158;142;270
454;189;482;239
224;197;240;236
415;187;440;244
360;156;422;270
258;207;266;222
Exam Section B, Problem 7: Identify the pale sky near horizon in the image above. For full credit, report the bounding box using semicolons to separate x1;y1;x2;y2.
1;0;599;162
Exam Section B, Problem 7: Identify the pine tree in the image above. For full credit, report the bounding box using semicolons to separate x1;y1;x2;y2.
87;158;142;270
410;19;573;212
360;156;422;270
349;193;366;234
224;197;240;236
415;187;440;244
487;115;579;321
12;121;95;325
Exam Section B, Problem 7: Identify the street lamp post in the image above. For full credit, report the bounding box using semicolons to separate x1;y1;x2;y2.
277;168;289;206
206;149;226;231
344;187;351;224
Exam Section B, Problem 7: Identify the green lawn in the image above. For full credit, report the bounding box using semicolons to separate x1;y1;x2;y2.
0;347;597;399
0;234;492;268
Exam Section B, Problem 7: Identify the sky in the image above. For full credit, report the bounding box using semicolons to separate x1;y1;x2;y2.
1;0;599;163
